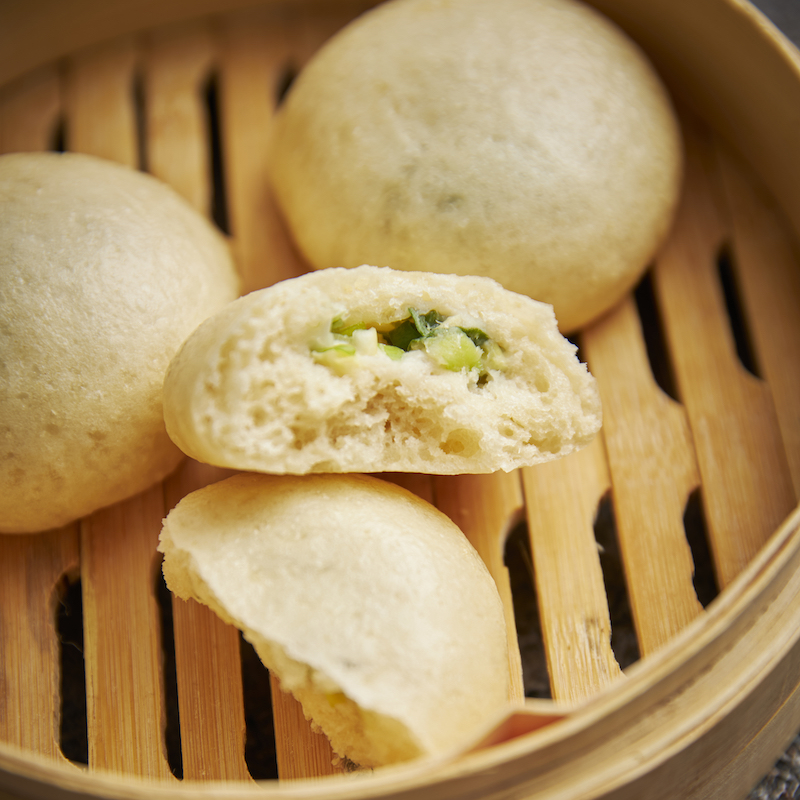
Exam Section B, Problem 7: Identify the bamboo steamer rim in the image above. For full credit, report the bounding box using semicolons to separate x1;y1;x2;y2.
2;1;800;799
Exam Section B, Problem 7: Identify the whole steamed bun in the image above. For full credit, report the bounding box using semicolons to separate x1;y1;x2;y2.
0;152;241;534
270;0;682;333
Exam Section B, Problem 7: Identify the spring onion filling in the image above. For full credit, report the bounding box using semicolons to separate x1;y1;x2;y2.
310;308;505;377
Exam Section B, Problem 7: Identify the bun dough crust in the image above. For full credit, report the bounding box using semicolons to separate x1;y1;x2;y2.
162;265;601;475
0;152;241;533
159;472;513;766
270;0;682;332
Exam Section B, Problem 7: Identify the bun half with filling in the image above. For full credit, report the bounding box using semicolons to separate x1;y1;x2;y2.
163;265;601;475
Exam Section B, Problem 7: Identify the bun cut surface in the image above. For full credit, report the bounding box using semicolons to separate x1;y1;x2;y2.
269;0;682;332
162;265;601;475
0;152;241;533
159;472;513;767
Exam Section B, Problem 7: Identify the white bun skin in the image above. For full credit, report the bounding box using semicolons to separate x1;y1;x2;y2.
163;265;601;475
159;472;513;767
269;0;682;333
0;152;241;533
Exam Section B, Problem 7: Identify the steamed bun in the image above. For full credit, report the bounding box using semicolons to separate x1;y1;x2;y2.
0;152;241;533
162;266;601;475
159;472;513;767
269;0;682;332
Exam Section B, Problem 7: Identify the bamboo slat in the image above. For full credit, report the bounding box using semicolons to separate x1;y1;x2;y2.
219;1;376;294
169;593;252;781
0;529;80;760
219;8;311;293
715;145;800;496
433;472;527;704
64;38;139;167
521;438;623;703
0;67;60;153
64;39;172;780
163;461;250;782
269;678;345;779
144;20;216;213
80;486;172;779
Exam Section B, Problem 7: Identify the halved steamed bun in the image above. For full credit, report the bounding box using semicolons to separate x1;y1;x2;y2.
162;265;601;475
159;472;514;767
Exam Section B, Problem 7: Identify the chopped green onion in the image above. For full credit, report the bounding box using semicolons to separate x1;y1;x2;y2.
311;309;501;377
409;308;444;337
461;327;489;347
331;316;367;336
379;343;404;360
415;327;483;371
316;343;356;356
383;318;421;350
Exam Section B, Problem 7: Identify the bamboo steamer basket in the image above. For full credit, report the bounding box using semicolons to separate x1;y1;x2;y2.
1;0;800;798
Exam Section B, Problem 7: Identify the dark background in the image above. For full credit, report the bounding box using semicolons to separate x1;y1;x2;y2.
751;0;800;45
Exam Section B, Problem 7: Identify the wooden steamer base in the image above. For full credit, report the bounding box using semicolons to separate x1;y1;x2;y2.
1;1;800;798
